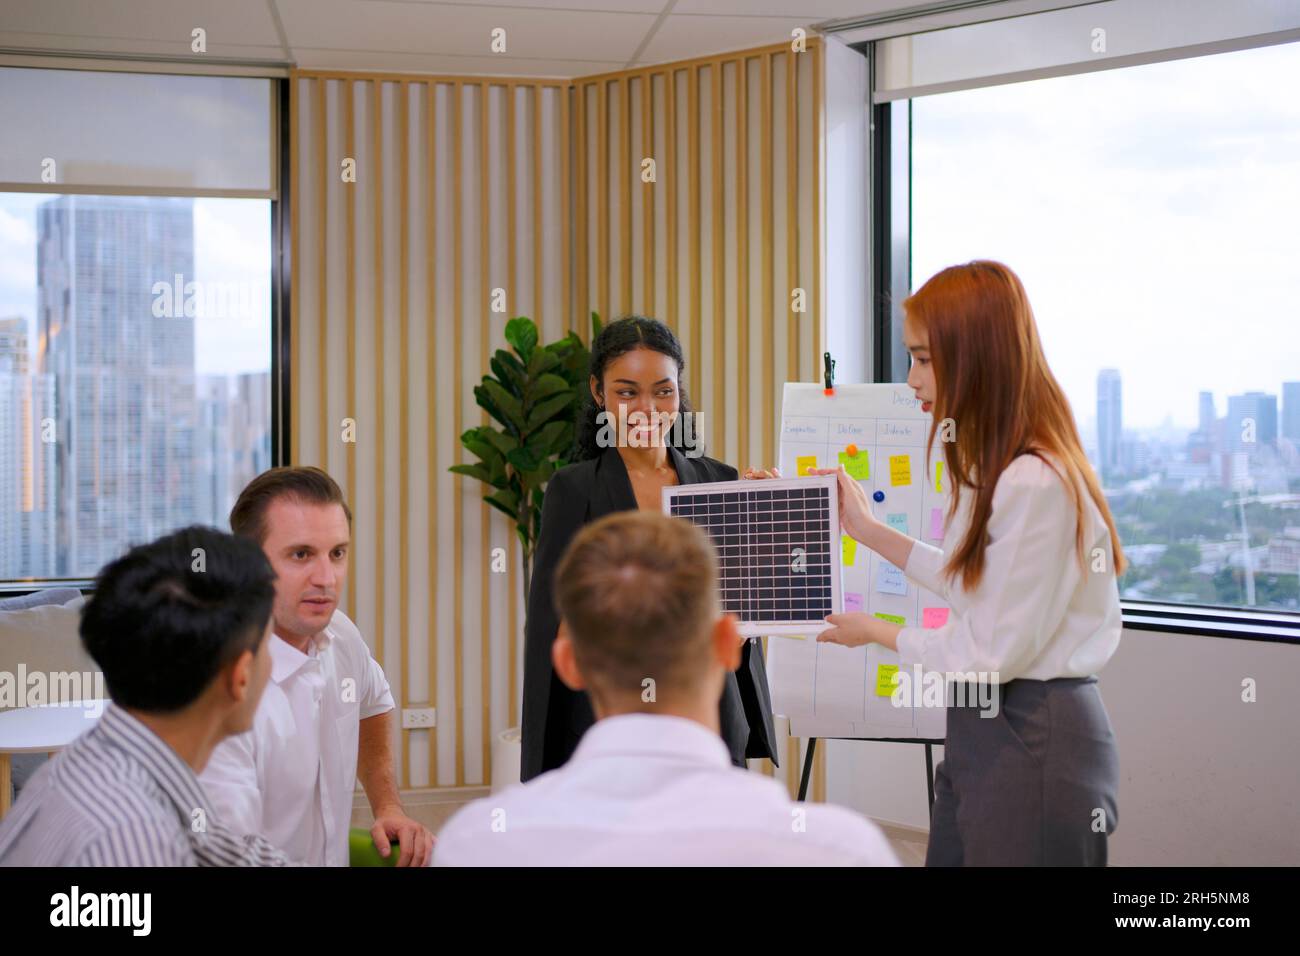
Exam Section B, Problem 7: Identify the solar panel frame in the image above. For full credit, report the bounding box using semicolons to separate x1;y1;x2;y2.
662;474;843;636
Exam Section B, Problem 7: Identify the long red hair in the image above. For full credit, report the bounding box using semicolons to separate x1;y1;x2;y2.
905;260;1126;591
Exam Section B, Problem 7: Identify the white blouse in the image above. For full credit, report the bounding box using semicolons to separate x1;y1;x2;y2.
895;453;1123;681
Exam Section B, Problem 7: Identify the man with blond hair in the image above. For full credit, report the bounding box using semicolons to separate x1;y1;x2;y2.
435;510;898;866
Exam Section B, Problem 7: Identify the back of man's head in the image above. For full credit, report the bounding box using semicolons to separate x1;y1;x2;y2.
553;511;722;710
81;525;276;713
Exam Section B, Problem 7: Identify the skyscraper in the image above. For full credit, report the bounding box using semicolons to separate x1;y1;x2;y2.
195;370;272;529
1226;391;1278;455
0;317;56;578
1097;368;1122;479
37;196;197;576
1283;382;1300;446
1187;389;1218;464
1198;391;1216;437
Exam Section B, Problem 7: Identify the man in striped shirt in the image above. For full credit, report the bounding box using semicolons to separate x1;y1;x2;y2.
0;526;295;866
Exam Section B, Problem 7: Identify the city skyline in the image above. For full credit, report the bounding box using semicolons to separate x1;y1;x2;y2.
912;39;1300;432
0;194;271;579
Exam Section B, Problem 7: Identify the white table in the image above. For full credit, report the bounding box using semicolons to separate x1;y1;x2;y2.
0;701;105;818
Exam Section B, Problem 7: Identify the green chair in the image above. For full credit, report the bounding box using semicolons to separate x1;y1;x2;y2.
348;827;399;867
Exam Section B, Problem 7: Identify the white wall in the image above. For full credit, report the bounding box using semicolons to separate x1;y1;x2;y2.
827;627;1300;865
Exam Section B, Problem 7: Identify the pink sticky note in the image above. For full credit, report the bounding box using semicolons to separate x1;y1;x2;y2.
844;592;865;613
922;607;950;628
928;507;944;541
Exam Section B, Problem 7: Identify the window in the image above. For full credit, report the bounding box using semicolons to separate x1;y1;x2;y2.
0;68;277;583
906;41;1300;616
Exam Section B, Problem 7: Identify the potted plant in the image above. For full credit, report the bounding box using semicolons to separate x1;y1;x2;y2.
450;313;602;598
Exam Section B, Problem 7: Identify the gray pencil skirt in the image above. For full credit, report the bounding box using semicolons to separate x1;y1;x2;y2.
926;675;1119;866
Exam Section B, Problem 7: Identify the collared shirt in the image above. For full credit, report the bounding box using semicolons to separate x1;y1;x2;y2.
434;713;899;866
897;453;1123;681
199;609;394;866
0;704;292;866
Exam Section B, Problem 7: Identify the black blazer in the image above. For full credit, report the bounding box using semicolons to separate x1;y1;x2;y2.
520;445;779;782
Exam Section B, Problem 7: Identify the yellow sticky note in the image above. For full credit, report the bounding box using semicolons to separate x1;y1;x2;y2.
889;454;911;487
839;449;870;480
796;455;818;477
935;461;944;493
874;612;906;625
841;535;857;567
875;664;900;697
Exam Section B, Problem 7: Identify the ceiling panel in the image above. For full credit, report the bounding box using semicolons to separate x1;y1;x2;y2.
358;0;666;12
0;0;962;73
672;0;902;16
277;0;656;62
636;12;812;66
0;0;281;47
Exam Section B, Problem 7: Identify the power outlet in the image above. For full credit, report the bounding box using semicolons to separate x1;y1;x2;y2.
401;707;436;729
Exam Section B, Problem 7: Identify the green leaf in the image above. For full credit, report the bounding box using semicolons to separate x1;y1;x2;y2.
490;354;525;393
461;434;501;466
506;446;543;473
449;463;493;483
505;317;538;361
474;394;513;437
527;373;570;405
525;347;561;379
528;420;569;456
480;429;520;457
494;349;525;378
525;392;575;431
484;493;519;522
480;380;524;430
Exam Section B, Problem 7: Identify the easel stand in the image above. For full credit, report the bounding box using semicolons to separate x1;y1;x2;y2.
797;736;945;820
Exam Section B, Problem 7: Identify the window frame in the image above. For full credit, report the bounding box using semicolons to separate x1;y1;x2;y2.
863;40;1300;643
0;73;291;594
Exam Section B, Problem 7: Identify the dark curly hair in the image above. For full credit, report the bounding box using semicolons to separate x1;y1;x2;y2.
573;315;700;461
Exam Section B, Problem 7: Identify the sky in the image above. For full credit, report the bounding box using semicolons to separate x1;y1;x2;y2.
910;39;1300;432
0;194;271;377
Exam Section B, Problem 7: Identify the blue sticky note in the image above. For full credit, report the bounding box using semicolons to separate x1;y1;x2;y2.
885;512;909;536
876;561;908;596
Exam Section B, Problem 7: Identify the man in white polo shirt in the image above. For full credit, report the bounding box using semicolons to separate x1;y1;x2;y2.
201;466;433;866
435;510;898;866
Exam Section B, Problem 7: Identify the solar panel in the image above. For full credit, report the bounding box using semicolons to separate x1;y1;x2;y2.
662;474;842;636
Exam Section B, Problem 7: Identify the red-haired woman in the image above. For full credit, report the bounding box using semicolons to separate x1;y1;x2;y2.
815;260;1125;866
